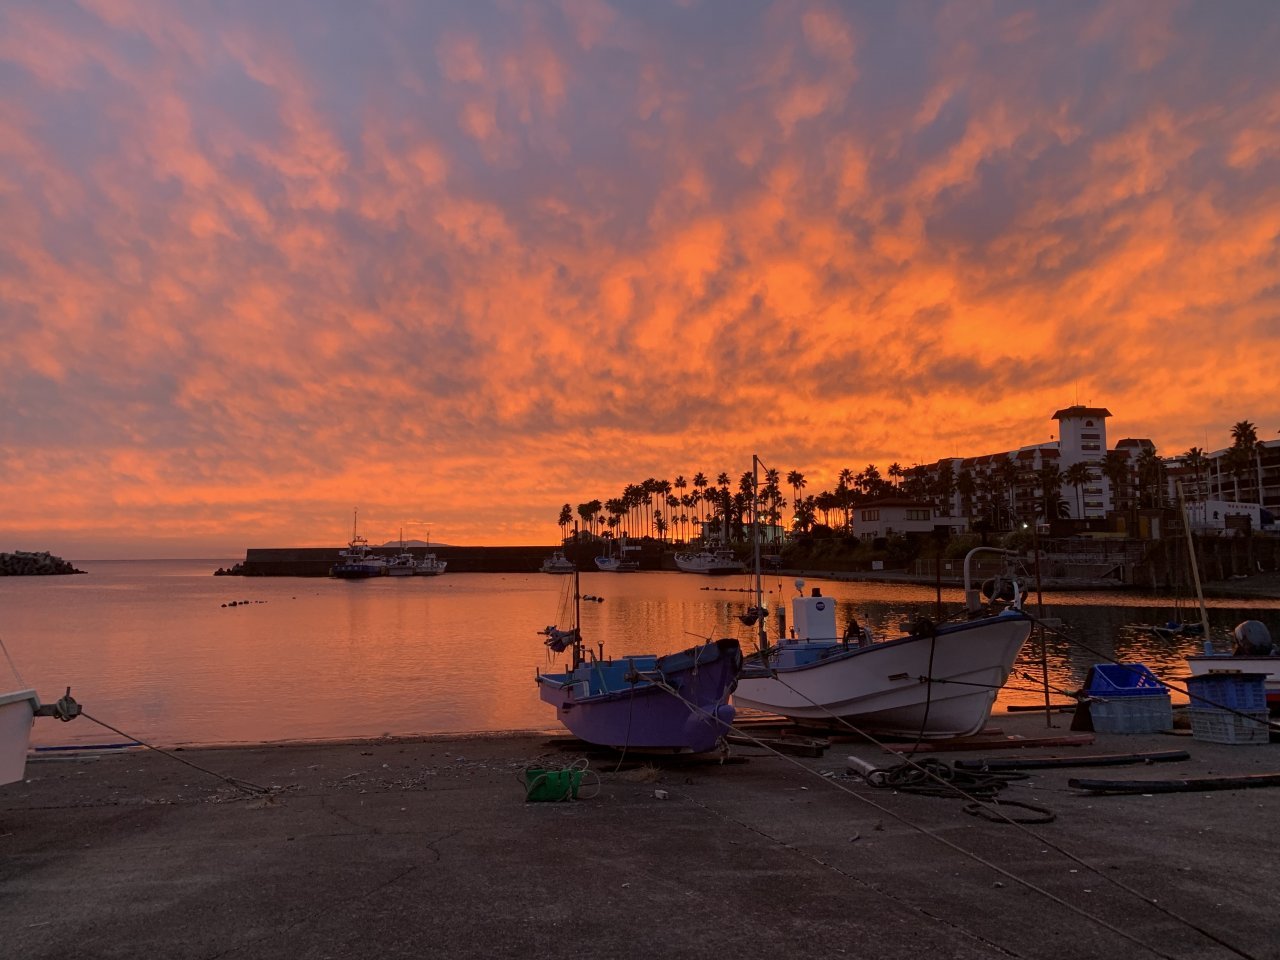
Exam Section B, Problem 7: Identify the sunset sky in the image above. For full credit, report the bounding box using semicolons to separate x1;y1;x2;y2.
3;1;1279;559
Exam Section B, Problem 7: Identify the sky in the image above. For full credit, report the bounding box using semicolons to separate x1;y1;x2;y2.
2;1;1279;559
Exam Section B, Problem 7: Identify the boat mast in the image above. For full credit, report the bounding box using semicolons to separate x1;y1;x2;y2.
572;523;583;670
752;454;767;655
1176;481;1211;640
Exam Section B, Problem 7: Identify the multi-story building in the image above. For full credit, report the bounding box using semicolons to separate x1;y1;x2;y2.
910;405;1197;531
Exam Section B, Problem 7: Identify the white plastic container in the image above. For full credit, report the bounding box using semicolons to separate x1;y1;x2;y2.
792;592;837;642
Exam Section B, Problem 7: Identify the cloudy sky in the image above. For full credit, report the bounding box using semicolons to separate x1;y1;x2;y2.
2;0;1279;558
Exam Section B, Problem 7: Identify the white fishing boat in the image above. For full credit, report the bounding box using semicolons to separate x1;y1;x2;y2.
540;551;576;575
673;542;743;575
731;456;1032;739
386;531;416;577
330;510;387;579
413;552;447;576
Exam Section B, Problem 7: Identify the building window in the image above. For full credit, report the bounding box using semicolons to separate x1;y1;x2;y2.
1081;443;1101;452
1081;433;1101;440
906;509;930;521
862;510;880;521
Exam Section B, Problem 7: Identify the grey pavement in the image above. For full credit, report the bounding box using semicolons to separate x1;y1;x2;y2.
2;715;1277;960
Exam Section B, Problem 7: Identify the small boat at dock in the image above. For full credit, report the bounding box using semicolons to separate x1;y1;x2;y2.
594;536;640;573
730;457;1032;739
413;552;447;576
535;552;740;752
330;511;388;579
673;541;743;575
539;551;575;574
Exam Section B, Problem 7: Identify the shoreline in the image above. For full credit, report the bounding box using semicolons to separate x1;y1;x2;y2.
6;714;1278;959
780;566;1280;601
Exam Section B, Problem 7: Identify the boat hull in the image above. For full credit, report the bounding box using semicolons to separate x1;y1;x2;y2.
0;689;39;786
330;563;384;579
734;614;1033;739
537;639;741;752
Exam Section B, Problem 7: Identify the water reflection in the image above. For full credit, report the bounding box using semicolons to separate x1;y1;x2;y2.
3;561;1276;747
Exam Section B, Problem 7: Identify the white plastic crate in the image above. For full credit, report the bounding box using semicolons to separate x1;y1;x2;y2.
1089;694;1173;734
1188;709;1272;746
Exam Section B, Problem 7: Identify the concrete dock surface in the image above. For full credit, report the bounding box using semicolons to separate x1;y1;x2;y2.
3;713;1278;960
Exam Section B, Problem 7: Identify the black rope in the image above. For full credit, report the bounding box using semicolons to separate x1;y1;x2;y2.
82;712;273;797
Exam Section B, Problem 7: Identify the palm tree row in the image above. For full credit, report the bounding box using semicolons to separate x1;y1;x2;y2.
559;463;947;543
555;419;1275;543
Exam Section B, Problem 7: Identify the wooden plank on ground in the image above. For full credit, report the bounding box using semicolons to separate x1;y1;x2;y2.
883;732;1096;754
954;750;1190;771
1069;772;1280;795
727;734;828;757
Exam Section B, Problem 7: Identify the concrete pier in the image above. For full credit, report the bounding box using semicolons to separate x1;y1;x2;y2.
3;713;1277;959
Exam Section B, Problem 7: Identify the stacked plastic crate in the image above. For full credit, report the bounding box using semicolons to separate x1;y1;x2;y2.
1186;673;1272;745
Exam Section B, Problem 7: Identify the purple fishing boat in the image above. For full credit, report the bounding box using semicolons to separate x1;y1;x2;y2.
534;568;740;753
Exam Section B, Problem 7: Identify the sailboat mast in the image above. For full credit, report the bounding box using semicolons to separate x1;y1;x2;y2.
572;525;583;670
1176;481;1211;639
752;454;766;654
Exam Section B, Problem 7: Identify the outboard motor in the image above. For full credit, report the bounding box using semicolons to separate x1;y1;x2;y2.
1233;621;1276;656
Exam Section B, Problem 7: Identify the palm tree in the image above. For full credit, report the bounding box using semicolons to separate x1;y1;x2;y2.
785;470;806;515
1064;462;1093;518
557;503;573;541
994;458;1020;527
1037;461;1063;521
795;495;817;532
1183;447;1207;502
673;476;687;536
1230;420;1264;503
956;469;977;526
860;464;884;497
1134;449;1165;508
888;462;902;489
1102;450;1131;515
1223;444;1252;503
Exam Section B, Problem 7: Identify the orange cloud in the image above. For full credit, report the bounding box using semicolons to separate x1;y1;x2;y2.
1;2;1279;558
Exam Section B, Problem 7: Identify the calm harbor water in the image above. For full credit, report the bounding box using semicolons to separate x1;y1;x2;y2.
4;560;1279;749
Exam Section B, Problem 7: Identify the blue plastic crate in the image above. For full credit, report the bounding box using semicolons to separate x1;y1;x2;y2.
1085;663;1169;697
1187;673;1268;713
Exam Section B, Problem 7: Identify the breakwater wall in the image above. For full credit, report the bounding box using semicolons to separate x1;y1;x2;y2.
225;542;657;576
0;551;85;576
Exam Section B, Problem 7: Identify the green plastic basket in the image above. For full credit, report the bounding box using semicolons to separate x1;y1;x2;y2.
524;767;584;802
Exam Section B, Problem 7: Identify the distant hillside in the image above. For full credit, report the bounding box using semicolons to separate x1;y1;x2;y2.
377;539;452;548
